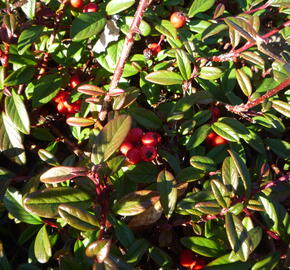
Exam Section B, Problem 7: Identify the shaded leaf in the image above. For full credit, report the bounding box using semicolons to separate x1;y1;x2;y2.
265;138;290;159
125;239;150;264
86;239;111;263
17;26;44;54
4;66;35;87
148;246;172;267
195;201;221;215
211;179;231;208
251;252;280;270
190;155;215;171
129;107;162;129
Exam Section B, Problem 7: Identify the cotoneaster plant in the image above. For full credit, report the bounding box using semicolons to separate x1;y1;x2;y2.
0;0;289;269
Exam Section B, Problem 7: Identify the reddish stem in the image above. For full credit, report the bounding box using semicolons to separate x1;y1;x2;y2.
244;2;271;14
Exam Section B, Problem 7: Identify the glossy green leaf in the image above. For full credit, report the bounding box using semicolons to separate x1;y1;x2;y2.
17;26;44;54
91;114;132;164
5;90;30;134
129;107;162;129
181;236;226;257
175;49;192;80
212;122;240;142
145;70;183;85
190;155;215;171
188;0;215;18
186;124;211;149
236;69;252;97
240;129;265;154
265;138;290;159
270;0;290;7
4;66;35;87
85;239;111;263
225;213;252;261
195;201;221;215
123;16;151;36
252;252;280;270
4;187;42;225
58;204;99;231
32;74;63;108
240;51;264;67
157;170;177;218
211;179;231;208
126;162;158;183
113;190;160;216
23;187;91;218
155;20;178;39
1;112;26;165
148;246;172;267
34;225;51;264
40;166;88;183
228;150;251;199
38;149;59;166
228;26;241;48
106;0;135;15
66;117;95;127
125;238;150;264
218;117;250;136
176;167;205;182
228;203;244;215
21;0;36;19
202;23;228;41
199;67;223;80
71;13;106;41
272;100;290;118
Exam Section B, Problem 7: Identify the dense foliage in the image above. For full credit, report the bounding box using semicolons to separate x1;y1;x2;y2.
0;0;290;269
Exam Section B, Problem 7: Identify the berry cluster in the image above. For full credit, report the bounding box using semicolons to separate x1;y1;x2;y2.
70;0;98;12
53;75;81;115
120;128;161;164
179;250;205;270
205;132;227;147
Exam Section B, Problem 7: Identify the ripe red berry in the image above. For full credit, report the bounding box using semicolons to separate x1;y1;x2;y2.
170;12;186;28
57;102;68;114
127;128;143;142
70;0;83;9
83;2;98;12
210;107;220;118
53;91;69;103
120;142;134;156
141;132;161;146
69;75;81;89
66;100;81;114
126;148;141;164
205;132;216;145
148;43;161;56
179;249;195;267
212;135;227;146
140;145;157;162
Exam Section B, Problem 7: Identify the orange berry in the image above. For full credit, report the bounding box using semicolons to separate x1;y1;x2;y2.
70;0;83;9
53;91;69;103
212;136;227;146
148;43;161;56
170;12;186;28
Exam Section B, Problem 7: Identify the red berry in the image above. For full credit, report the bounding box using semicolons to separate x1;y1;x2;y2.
53;91;69;103
205;132;216;146
83;2;98;12
120;142;134;156
212;136;227;146
140;145;157;162
190;258;206;270
69;75;81;89
70;0;83;9
126;148;141;164
57;102;68;114
148;43;161;56
141;132;161;146
127;128;143;142
170;12;186;28
179;249;195;267
210;107;220;118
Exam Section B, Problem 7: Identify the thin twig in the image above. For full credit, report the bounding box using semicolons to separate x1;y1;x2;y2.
99;0;151;121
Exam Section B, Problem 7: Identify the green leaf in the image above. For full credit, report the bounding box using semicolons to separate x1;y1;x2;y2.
155;20;178;40
1;112;26;165
271;100;290;118
58;204;99;231
195;201;221;215
113;190;160;216
188;0;215;18
66;117;95;127
32;74;63;108
21;0;36;19
176;167;205;182
4;187;42;225
180;236;226;257
240;51;264;67
71;12;106;41
265;138;290;159
34;225;51;264
225;213;252;262
17;26;44;54
4;66;35;87
228;150;251;199
5;90;30;134
211;179;231;208
38;149;59;166
157;170;177;218
123;17;151;36
106;0;135;15
202;23;228;41
190;155;215;171
199;67;223;80
23;187;91;218
148;246;172;267
251;252;280;270
85;239;111;263
145;70;183;85
175;49;192;80
129;107;162;129
0;241;11;270
125;239;150;264
212;122;240;142
91;115;132;164
236;69;252;97
186;124;211;149
126;162;158;183
40;166;88;183
218;117;250;136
